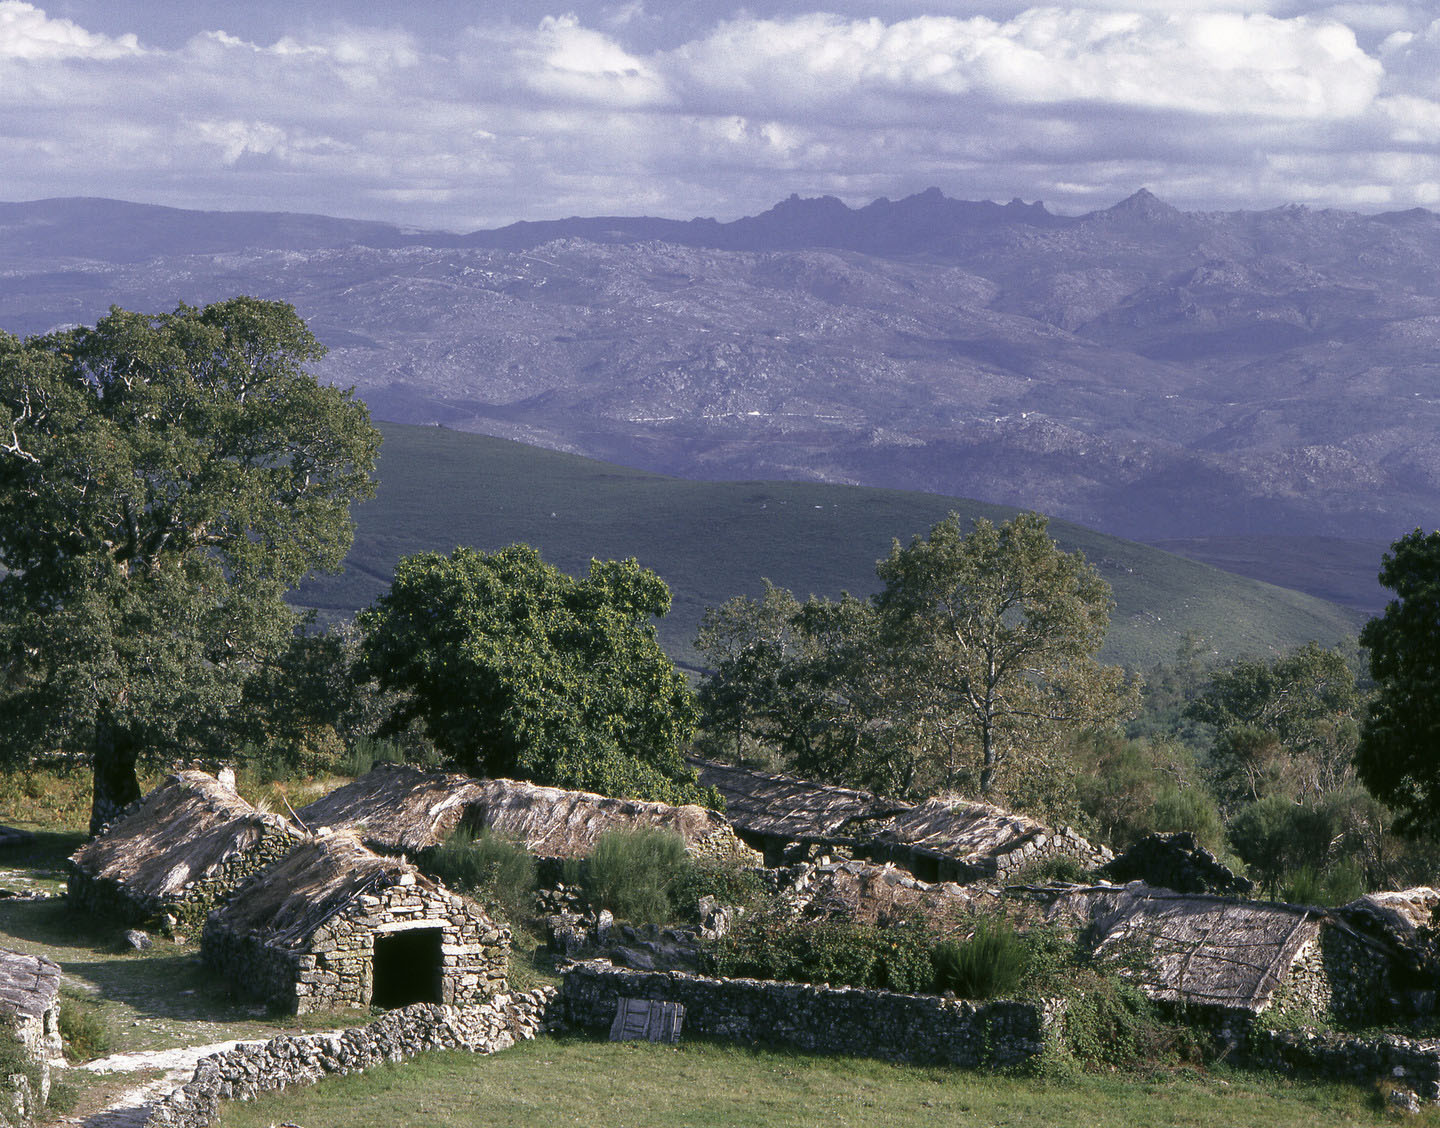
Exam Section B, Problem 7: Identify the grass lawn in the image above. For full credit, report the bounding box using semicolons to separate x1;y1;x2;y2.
212;1033;1431;1128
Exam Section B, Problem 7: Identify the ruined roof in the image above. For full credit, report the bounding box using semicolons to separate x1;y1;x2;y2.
688;757;1106;873
0;948;60;1020
1340;887;1440;975
1053;882;1326;1012
208;832;449;950
296;764;486;854
688;757;911;841
464;778;736;858
69;772;302;900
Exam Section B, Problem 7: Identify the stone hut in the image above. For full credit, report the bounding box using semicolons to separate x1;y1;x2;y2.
0;948;61;1112
201;832;508;1015
1051;882;1398;1027
299;764;759;866
68;771;303;930
690;757;1110;880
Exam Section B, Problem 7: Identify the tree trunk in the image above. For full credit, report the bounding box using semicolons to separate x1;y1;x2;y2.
90;711;142;836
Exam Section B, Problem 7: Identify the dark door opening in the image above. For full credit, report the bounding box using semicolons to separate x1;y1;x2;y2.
371;927;444;1009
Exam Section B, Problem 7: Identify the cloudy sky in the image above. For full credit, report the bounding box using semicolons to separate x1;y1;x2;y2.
3;0;1439;229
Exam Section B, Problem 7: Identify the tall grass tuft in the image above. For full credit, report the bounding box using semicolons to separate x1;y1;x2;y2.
583;828;690;923
58;997;111;1062
931;916;1029;999
428;826;537;925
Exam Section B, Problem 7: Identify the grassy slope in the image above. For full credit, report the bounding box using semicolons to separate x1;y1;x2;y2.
296;424;1364;671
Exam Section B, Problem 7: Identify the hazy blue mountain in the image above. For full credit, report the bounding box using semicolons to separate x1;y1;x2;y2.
2;188;1435;612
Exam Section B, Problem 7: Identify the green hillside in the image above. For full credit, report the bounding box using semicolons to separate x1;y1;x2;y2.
296;423;1365;671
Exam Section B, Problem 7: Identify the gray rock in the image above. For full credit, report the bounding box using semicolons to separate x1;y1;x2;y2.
123;928;152;950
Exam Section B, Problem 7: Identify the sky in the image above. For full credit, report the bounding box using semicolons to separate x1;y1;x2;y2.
3;1;1440;230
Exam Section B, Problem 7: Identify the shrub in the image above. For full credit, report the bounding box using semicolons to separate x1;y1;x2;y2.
932;916;1029;999
1008;854;1094;886
428;826;537;925
58;996;110;1062
707;909;936;993
339;736;408;778
671;858;769;920
583;828;691;923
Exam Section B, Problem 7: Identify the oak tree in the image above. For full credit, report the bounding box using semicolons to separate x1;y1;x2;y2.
0;299;379;830
358;544;712;806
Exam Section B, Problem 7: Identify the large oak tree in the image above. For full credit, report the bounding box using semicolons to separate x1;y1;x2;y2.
0;299;379;830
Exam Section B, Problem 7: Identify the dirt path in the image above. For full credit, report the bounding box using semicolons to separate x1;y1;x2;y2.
52;1032;342;1128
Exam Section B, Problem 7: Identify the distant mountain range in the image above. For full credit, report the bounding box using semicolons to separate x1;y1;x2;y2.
2;188;1429;609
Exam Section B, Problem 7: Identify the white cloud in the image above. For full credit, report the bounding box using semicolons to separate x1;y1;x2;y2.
0;2;1437;226
0;0;140;59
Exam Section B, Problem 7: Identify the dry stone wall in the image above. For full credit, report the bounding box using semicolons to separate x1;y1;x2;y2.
1266;927;1396;1027
203;881;508;1014
143;989;559;1128
1248;1027;1440;1104
561;960;1060;1068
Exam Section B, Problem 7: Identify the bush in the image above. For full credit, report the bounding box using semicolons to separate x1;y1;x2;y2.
58;997;110;1062
428;826;537;924
932;916;1029;999
583;828;691;923
671;858;769;920
1008;854;1094;886
707;909;936;993
339;736;408;778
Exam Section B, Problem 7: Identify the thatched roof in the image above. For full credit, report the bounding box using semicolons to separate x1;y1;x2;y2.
297;764;486;854
688;758;910;841
209;832;445;950
689;757;1106;873
463;778;736;859
1054;882;1326;1012
70;772;302;899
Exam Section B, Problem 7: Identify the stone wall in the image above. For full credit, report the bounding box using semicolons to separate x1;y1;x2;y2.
143;989;559;1128
1248;1026;1440;1104
561;960;1060;1068
203;881;509;1014
68;824;298;933
1266;926;1396;1027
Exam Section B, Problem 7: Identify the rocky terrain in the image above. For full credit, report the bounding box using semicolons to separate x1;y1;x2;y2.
4;189;1439;548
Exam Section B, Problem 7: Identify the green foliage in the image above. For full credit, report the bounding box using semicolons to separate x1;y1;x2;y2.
1228;796;1336;900
1070;731;1220;853
1149;786;1226;855
1007;854;1096;886
0;298;380;829
581;828;692;924
1356;529;1440;840
339;736;410;778
358;545;710;805
58;995;111;1062
1058;968;1173;1071
707;908;936;993
932;916;1029;998
696;513;1137;811
1189;643;1364;811
428;826;537;925
670;858;769;919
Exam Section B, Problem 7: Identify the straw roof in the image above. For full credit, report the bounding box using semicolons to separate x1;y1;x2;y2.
297;764;486;854
1054;882;1327;1012
464;778;735;858
689;758;1105;873
70;771;302;899
209;832;442;950
688;757;910;841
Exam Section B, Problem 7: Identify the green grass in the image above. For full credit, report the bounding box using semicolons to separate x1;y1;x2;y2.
212;1033;1427;1128
294;423;1363;671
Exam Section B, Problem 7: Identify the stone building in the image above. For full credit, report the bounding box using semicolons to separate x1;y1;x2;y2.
0;947;61;1116
1050;882;1400;1027
201;832;508;1014
68;771;303;931
299;763;758;865
690;757;1110;880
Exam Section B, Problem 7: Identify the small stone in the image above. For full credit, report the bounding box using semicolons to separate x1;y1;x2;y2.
123;928;152;950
